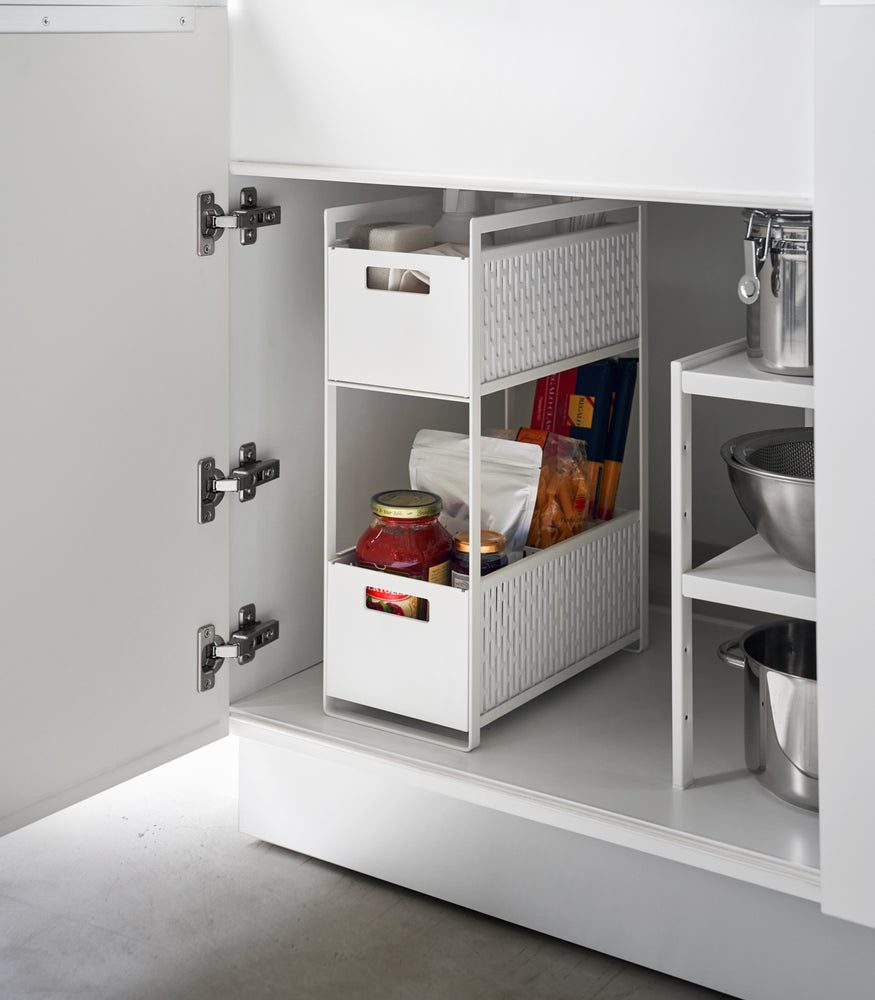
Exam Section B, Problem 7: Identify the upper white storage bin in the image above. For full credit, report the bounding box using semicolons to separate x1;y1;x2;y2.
325;194;640;398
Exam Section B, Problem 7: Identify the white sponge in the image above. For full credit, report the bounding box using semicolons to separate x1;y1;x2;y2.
367;223;434;252
348;221;400;249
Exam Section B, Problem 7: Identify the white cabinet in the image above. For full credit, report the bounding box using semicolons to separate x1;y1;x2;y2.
3;3;875;998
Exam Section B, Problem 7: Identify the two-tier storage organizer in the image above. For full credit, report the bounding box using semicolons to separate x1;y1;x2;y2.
671;339;815;786
323;193;648;749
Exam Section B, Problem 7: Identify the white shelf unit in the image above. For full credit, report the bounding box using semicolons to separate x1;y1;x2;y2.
322;194;648;750
671;339;816;787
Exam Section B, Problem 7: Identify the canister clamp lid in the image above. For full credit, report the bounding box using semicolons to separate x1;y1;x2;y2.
742;208;812;248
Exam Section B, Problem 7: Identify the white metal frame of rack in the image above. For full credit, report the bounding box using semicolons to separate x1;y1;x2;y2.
321;195;648;750
671;338;816;787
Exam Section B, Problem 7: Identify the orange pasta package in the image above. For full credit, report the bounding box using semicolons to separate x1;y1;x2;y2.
487;428;591;549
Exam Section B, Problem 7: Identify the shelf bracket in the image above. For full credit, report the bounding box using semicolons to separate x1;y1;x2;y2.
197;186;281;256
197;604;280;692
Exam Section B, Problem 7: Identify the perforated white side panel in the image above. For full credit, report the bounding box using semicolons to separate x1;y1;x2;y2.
481;229;640;383
481;520;641;714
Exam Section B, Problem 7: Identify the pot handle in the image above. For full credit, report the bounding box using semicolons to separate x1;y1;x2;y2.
717;638;745;669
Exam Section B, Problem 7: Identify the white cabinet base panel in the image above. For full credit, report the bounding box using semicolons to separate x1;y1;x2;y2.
228;612;875;997
233;611;820;898
234;733;874;1000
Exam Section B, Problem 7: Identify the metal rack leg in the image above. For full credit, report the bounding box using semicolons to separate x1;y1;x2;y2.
671;362;693;787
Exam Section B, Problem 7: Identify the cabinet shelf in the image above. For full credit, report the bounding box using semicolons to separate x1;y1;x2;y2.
683;535;816;620
678;338;815;407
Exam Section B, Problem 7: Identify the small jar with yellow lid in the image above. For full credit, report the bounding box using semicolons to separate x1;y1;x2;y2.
450;530;508;591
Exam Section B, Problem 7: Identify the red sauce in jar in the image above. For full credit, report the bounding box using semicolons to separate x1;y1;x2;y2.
356;490;451;581
356;490;451;618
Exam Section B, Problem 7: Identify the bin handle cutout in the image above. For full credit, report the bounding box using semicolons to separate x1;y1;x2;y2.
366;266;430;294
365;586;430;622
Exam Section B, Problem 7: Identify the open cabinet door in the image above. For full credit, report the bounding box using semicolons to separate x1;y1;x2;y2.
0;6;230;834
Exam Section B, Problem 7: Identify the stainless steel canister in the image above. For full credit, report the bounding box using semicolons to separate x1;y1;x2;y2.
737;209;813;377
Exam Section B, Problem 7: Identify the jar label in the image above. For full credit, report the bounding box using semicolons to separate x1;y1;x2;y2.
427;560;449;586
365;587;428;621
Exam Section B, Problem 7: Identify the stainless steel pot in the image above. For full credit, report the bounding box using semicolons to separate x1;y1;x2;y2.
737;209;813;377
718;618;818;811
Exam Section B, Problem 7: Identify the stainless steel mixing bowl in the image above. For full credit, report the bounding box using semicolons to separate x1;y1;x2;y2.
720;427;814;571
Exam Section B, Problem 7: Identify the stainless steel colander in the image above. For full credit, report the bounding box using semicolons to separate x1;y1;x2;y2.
731;428;814;480
720;428;815;571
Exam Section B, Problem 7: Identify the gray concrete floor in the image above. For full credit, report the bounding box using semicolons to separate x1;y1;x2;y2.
0;738;734;1000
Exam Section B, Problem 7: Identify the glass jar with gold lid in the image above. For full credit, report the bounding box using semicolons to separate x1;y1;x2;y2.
355;490;452;618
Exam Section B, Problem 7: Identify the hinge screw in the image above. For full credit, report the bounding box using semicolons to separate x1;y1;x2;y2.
202;243;212;254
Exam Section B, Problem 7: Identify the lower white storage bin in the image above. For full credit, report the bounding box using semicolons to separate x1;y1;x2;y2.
325;556;471;732
324;512;642;747
480;513;641;718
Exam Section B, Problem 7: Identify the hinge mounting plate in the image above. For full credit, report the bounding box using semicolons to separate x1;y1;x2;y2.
197;186;281;257
198;603;280;692
198;442;280;524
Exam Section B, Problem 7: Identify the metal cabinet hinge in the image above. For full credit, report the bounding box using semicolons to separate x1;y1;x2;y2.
198;442;280;524
198;603;279;692
198;186;281;256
